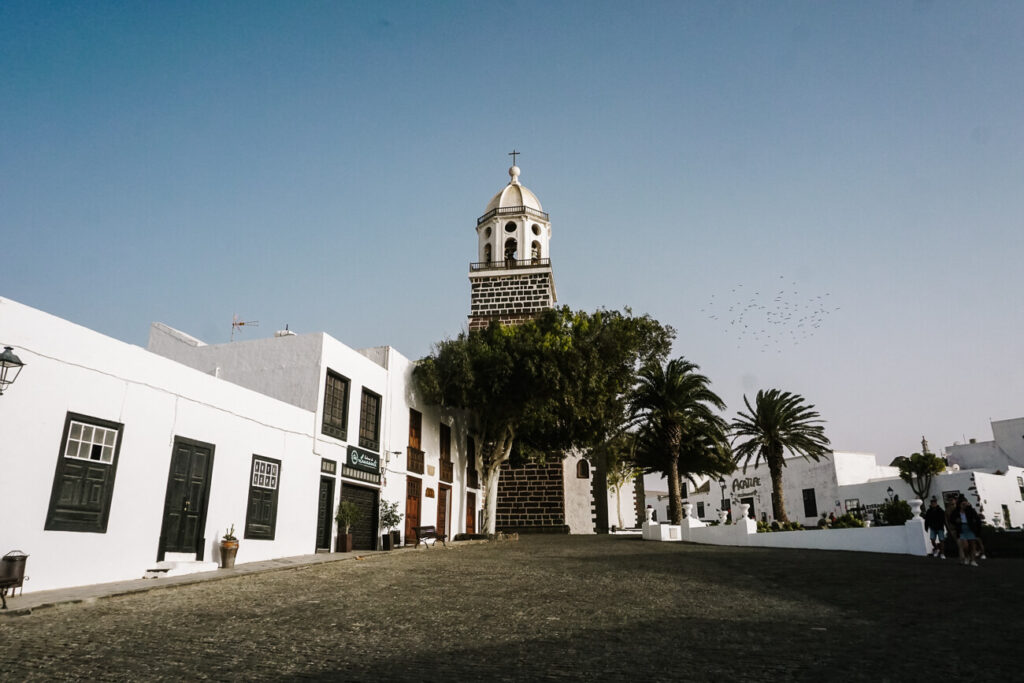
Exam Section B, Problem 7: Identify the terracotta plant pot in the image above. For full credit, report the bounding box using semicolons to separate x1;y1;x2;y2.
336;533;353;553
219;540;239;569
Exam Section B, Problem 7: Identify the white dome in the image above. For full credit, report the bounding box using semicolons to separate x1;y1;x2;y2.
484;166;543;213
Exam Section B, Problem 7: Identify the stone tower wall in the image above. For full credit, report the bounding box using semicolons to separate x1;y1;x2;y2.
469;271;554;331
495;460;568;533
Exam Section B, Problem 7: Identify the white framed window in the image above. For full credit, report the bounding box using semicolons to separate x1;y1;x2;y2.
64;420;118;463
251;458;279;489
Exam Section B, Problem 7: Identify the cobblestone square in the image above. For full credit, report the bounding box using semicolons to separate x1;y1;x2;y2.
1;536;1017;681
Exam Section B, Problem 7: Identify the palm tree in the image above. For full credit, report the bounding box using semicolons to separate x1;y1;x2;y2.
730;389;831;523
629;357;730;525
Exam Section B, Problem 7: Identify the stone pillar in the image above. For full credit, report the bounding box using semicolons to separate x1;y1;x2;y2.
904;500;929;556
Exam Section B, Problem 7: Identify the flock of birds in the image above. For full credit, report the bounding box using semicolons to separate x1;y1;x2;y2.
700;276;841;353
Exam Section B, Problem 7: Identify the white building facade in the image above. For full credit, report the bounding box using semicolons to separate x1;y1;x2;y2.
945;417;1024;471
0;296;479;594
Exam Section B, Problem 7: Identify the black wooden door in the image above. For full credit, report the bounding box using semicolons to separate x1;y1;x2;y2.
315;476;335;551
339;484;378;551
160;438;214;557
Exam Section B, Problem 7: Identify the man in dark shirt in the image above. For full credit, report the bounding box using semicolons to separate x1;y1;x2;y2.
924;496;947;559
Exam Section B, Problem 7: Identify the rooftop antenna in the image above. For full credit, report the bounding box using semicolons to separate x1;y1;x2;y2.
231;314;259;341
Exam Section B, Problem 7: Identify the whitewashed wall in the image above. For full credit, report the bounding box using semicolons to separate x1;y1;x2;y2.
946;418;1024;470
607;480;638;529
0;298;322;593
563;453;594;534
1;297;479;594
678;454;849;525
974;468;1024;528
383;350;478;540
150;320;480;545
643;504;931;556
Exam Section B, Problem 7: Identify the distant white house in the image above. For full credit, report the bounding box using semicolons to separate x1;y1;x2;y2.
645;451;1024;529
945;417;1024;471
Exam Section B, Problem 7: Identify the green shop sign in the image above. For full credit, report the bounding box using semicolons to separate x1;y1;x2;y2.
347;446;380;473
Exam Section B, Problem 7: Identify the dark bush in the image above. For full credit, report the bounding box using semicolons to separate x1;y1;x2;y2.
830;513;865;529
877;499;913;526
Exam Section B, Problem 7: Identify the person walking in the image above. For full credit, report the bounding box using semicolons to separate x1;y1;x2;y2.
944;497;960;560
924;496;947;559
951;496;982;566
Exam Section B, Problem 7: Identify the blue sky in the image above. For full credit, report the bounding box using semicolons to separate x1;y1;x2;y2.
2;1;1022;463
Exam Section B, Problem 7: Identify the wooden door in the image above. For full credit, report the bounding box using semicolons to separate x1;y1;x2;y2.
339;484;378;551
160;438;214;558
315;476;335;551
466;491;476;535
405;476;421;543
437;484;451;539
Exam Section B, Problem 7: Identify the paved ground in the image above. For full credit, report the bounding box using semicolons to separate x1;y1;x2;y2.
1;536;1017;681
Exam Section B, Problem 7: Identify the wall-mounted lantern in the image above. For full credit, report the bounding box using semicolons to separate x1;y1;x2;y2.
886;486;894;502
0;346;24;395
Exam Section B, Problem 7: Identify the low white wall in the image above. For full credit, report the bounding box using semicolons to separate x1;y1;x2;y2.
643;502;930;556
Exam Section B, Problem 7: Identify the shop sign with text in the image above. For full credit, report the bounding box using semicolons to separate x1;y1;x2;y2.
347;446;380;474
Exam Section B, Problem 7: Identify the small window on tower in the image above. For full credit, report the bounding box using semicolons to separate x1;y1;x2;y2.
484;226;492;238
484;244;492;262
531;241;541;262
504;221;517;233
532;223;541;235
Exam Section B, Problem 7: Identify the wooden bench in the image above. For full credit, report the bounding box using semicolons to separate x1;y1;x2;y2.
413;525;447;549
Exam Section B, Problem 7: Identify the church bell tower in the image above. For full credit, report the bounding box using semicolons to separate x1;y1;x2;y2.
468;158;557;331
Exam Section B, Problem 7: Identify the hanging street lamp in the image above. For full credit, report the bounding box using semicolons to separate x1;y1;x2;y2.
0;346;24;395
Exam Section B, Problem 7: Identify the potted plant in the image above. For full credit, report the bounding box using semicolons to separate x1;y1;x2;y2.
219;524;239;568
379;499;403;550
335;501;362;553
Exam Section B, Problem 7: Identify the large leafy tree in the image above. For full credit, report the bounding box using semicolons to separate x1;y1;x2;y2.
628;357;732;525
413;306;672;534
893;442;947;500
730;389;831;522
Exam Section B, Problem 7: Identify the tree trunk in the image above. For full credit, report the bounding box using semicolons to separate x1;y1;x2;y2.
479;425;516;535
668;455;682;525
768;450;788;522
910;473;932;501
615;485;624;529
481;461;502;535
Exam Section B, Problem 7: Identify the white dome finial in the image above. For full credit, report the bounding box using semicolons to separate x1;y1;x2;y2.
508;149;521;184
